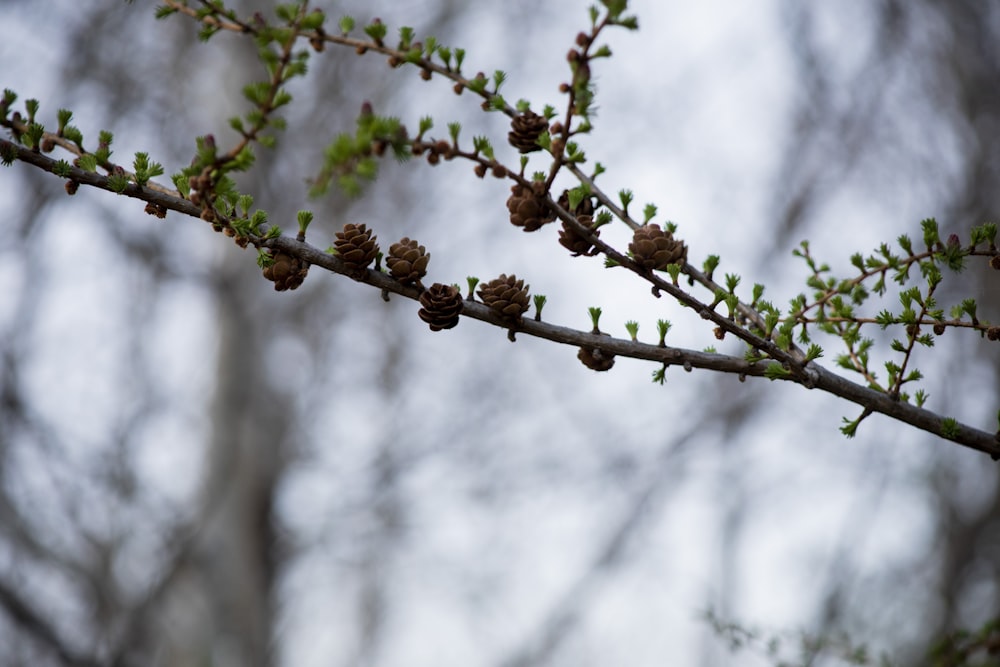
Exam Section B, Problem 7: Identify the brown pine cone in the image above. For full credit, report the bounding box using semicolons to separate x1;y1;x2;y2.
629;224;687;271
507;182;556;232
334;223;379;272
556;189;595;217
578;339;615;371
262;251;309;291
558;214;601;256
386;237;430;287
508;110;549;153
418;283;463;331
477;274;530;321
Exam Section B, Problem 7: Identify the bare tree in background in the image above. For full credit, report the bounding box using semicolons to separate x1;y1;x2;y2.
0;2;478;665
1;2;999;667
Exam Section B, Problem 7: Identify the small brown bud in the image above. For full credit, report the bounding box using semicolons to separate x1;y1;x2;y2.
144;202;167;219
989;326;1000;341
420;68;432;81
387;55;402;68
714;327;725;340
356;45;368;55
65;179;79;195
453;82;463;95
576;32;589;47
578;338;615;372
989;255;1000;270
474;163;487;178
933;322;946;335
567;49;580;63
41;137;55;153
492;165;507;178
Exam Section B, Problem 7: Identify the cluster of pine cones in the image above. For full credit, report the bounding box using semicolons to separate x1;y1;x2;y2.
259;108;689;370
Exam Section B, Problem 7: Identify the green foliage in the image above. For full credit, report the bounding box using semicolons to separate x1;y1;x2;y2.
132;152;164;187
296;210;312;234
625;320;639;341
311;110;410;197
532;294;546;320
588;306;603;330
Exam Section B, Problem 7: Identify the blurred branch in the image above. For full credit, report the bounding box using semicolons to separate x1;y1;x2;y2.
497;403;739;667
0;578;101;667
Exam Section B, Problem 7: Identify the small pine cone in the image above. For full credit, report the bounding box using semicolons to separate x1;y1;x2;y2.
262;251;309;291
507;182;556;232
418;283;463;331
990;255;1000;270
386;237;430;286
556;189;595;217
629;224;687;271
578;334;615;371
477;274;530;321
508;110;549;153
558;214;601;256
988;326;1000;341
144;202;167;219
334;223;379;272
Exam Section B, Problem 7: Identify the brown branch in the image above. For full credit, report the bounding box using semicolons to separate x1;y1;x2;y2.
3;138;999;458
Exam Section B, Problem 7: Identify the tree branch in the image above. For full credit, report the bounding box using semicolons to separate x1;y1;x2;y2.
3;138;998;458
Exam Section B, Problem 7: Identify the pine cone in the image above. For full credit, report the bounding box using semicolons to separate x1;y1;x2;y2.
387;237;430;287
334;223;379;272
508;110;549;153
507;182;556;232
628;224;687;271
577;339;615;372
477;274;530;321
558;214;601;256
262;251;309;291
418;283;463;331
556;189;595;217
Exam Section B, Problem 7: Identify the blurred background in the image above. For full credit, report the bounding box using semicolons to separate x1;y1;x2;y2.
0;1;998;665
